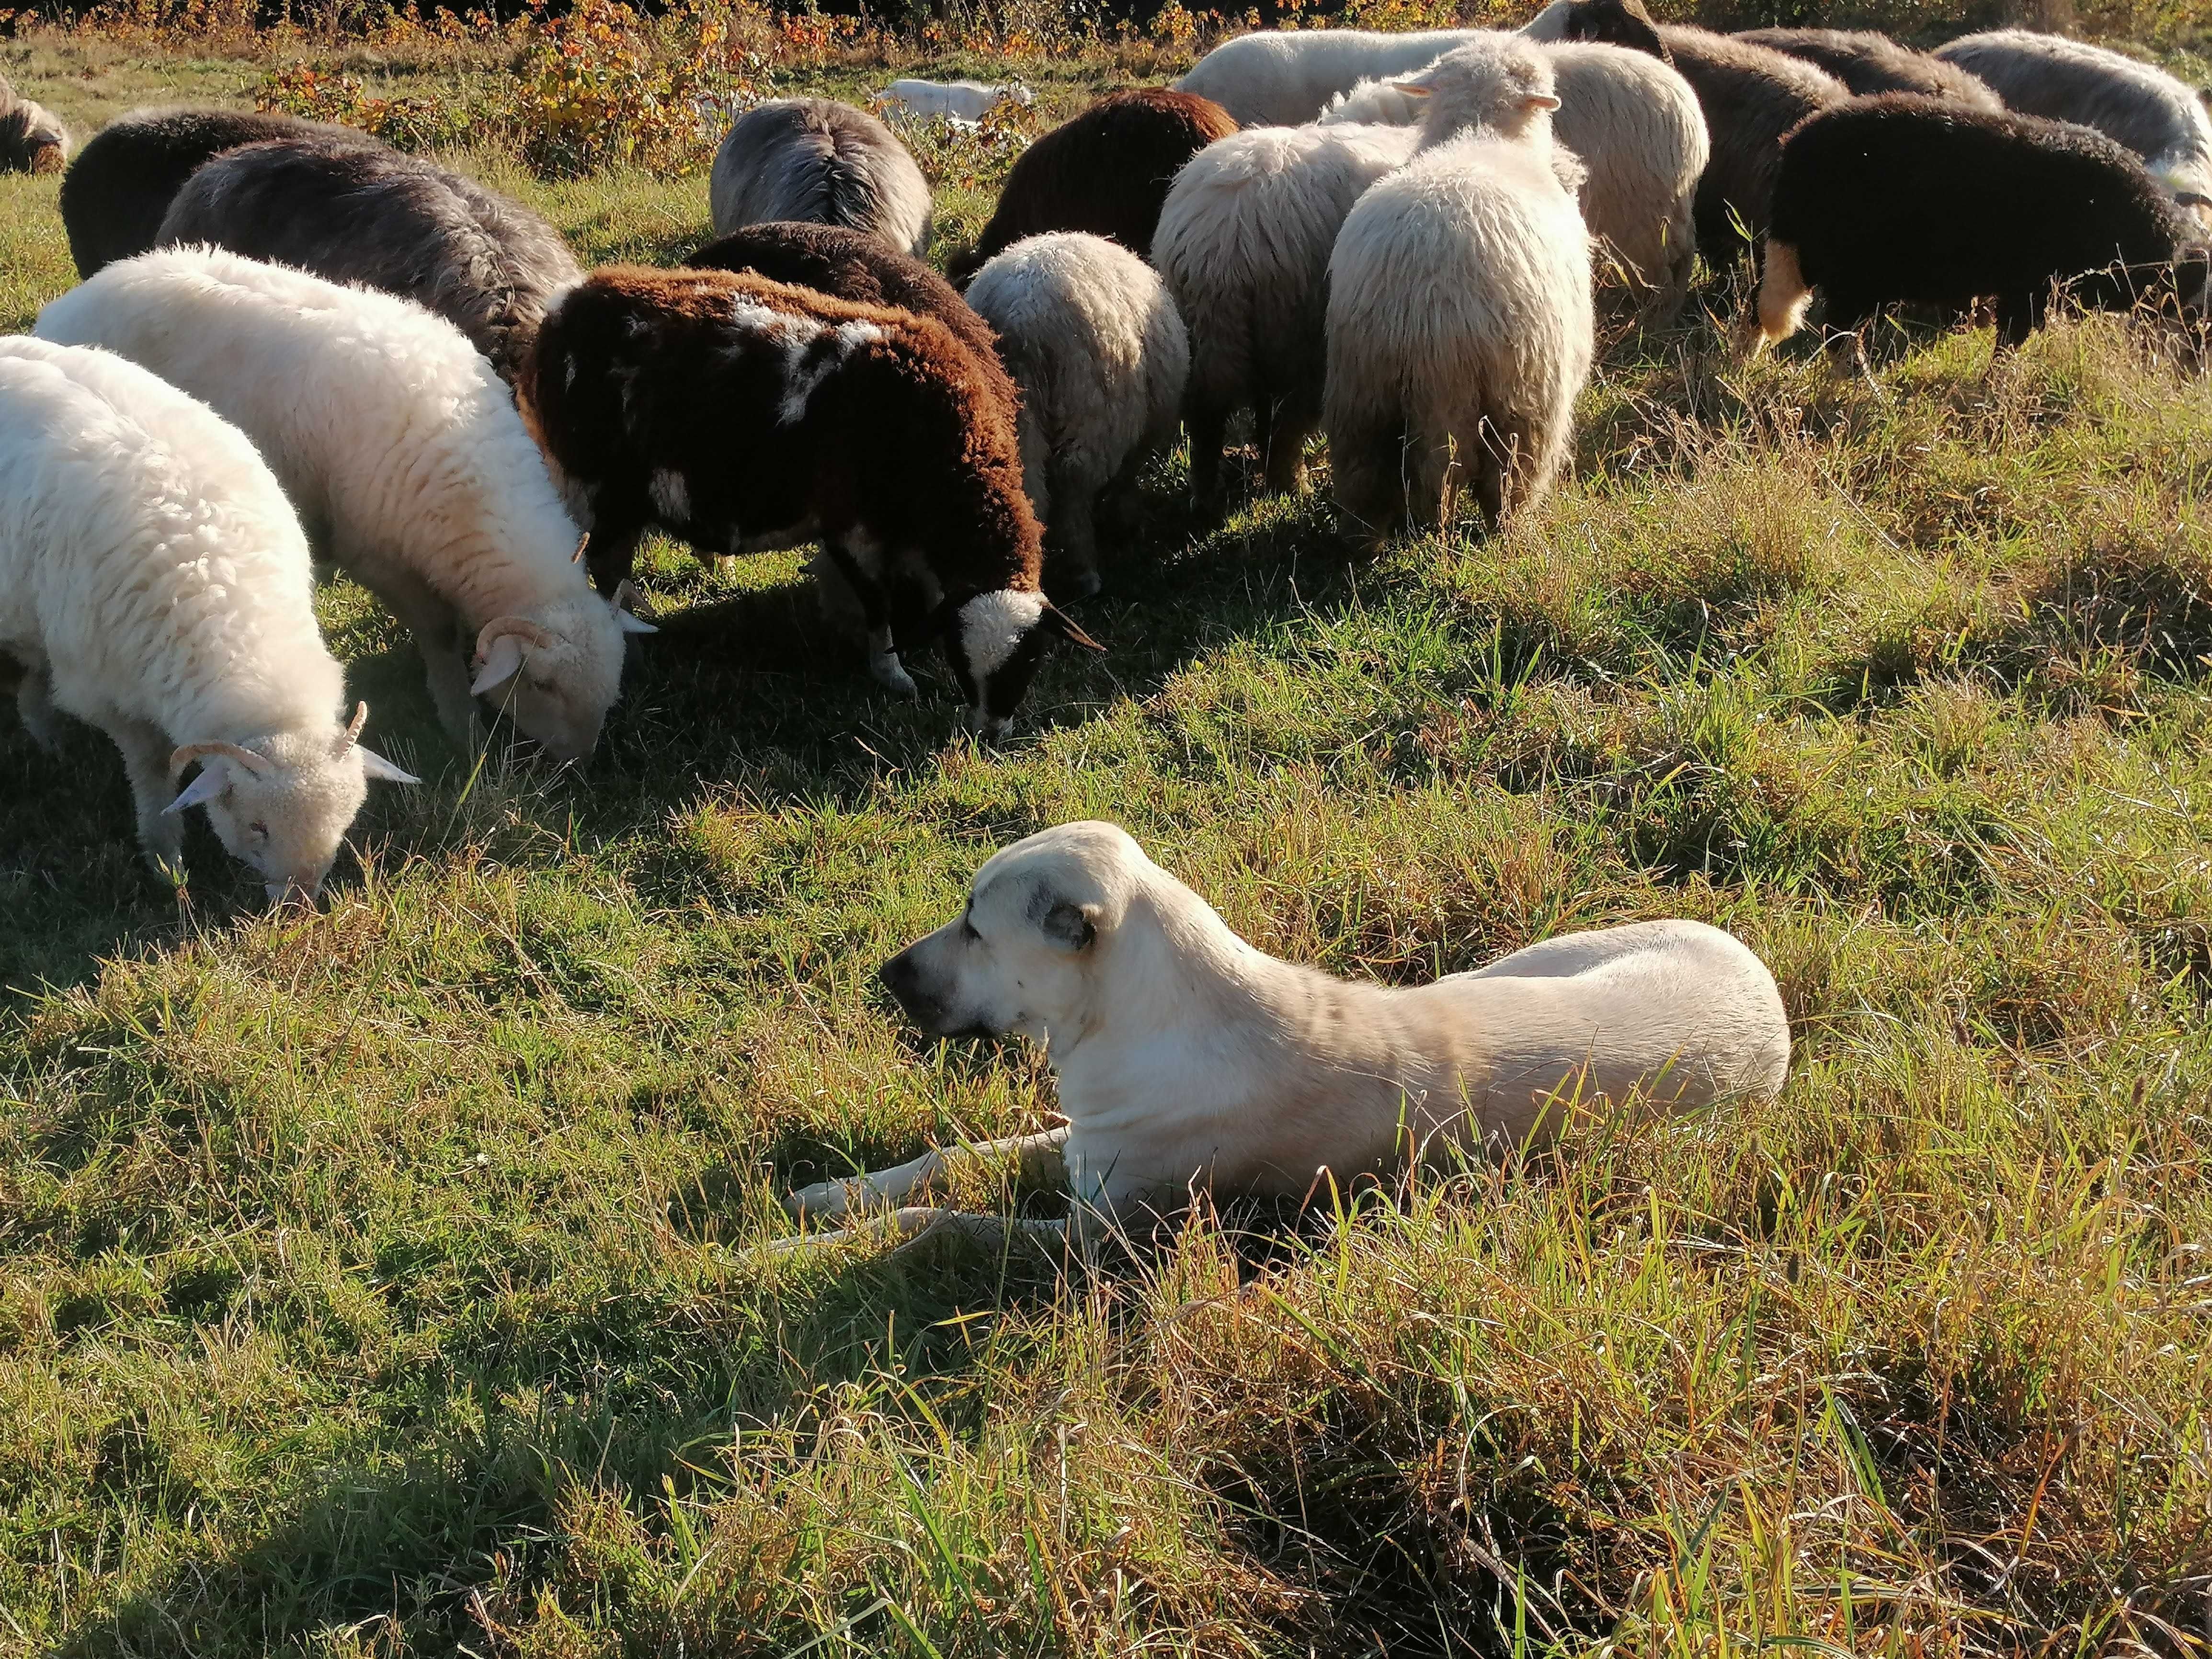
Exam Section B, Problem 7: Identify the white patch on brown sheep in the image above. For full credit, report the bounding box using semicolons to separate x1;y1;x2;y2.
956;588;1046;680
776;319;886;426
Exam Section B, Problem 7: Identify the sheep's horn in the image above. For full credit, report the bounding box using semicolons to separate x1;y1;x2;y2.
334;700;370;756
571;530;591;565
169;739;273;783
474;617;557;658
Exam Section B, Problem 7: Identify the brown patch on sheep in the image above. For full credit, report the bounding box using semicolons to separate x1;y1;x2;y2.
949;89;1237;284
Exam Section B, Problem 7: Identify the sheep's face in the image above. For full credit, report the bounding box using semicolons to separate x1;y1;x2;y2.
1402;39;1561;148
472;592;653;762
942;589;1102;741
167;714;418;902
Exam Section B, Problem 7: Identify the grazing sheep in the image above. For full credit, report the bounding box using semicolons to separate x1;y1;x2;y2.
36;248;650;761
57;107;370;278
1325;38;1594;539
881;79;1033;124
1735;29;2000;106
1935;31;2212;222
1524;0;1848;260
0;337;416;898
1155;119;1420;503
964;234;1190;598
0;73;69;175
156;136;582;384
686;220;1011;402
1327;40;1708;323
1174;27;1494;126
519;267;1100;736
1748;94;2211;354
947;90;1238;283
709;99;932;257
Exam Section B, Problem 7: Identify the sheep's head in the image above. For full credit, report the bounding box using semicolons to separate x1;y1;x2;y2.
940;588;1102;741
1319;79;1426;127
1520;0;1668;62
1399;36;1561;149
471;582;654;762
165;703;418;902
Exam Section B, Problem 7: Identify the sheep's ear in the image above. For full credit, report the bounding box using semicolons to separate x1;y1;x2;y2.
1526;93;1563;112
357;748;421;785
471;634;526;696
1394;80;1433;97
164;761;232;816
1039;604;1105;652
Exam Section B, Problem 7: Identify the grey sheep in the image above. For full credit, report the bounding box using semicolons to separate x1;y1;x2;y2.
709;98;932;257
58;107;371;277
1734;29;1999;107
0;72;68;174
155;135;582;384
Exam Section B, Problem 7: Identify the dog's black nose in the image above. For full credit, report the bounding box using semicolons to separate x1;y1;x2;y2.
876;949;921;1013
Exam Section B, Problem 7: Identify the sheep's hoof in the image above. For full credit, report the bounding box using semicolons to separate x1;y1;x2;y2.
870;653;919;698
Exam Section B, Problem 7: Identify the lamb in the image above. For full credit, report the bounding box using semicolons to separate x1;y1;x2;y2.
963;233;1190;598
1747;94;2211;355
880;79;1033;124
155;136;583;384
1734;28;2000;106
1174;27;1494;126
685;220;1011;401
1523;0;1849;261
1934;31;2212;223
1324;37;1594;539
0;72;69;175
0;337;416;898
36;248;650;761
946;89;1238;283
1154;119;1421;503
57;107;371;278
709;99;932;257
1325;40;1708;323
518;267;1101;736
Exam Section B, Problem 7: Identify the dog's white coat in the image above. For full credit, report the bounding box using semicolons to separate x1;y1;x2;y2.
787;822;1790;1241
880;79;1033;124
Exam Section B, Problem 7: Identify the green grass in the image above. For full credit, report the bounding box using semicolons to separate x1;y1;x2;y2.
4;37;2212;1659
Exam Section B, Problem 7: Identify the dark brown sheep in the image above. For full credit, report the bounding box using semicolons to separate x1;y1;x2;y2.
518;267;1097;735
947;89;1237;284
1734;29;2000;107
1526;0;1849;261
684;220;1013;404
57;107;370;278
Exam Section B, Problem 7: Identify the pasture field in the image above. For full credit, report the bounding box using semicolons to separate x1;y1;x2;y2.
3;19;2212;1656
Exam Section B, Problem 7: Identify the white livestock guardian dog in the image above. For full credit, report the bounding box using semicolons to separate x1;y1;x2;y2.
785;822;1791;1250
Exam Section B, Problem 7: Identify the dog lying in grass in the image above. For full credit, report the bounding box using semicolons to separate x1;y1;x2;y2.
783;821;1792;1252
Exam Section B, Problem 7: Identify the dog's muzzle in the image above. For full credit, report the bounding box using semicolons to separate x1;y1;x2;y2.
876;947;940;1027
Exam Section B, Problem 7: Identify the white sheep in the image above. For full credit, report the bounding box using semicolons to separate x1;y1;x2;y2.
0;337;415;898
1325;39;1708;323
1153;119;1418;504
36;248;653;761
879;79;1033;125
1174;27;1493;126
1324;37;1594;539
962;233;1189;599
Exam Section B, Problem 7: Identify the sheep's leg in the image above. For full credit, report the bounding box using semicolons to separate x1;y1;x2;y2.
1330;416;1405;547
1264;394;1319;497
115;718;185;875
1051;480;1103;601
378;578;480;751
1466;426;1510;538
1185;399;1230;510
786;1125;1071;1224
1993;291;2045;351
584;516;645;598
820;541;916;697
1405;417;1461;534
14;657;62;752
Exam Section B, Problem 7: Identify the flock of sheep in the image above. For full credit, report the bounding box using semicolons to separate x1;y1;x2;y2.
1;8;2209;908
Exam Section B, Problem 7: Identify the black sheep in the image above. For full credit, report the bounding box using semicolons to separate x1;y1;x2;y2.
58;107;370;278
1751;94;2210;353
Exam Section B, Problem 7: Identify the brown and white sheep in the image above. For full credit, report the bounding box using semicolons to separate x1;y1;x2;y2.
0;72;68;175
947;89;1237;284
518;267;1098;736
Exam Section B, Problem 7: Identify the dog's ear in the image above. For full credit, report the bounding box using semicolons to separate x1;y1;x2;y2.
1027;885;1097;952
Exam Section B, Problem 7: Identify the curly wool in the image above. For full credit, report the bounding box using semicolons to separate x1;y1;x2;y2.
709;99;932;257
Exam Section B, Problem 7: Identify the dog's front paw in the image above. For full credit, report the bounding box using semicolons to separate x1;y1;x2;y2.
785;1176;864;1222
